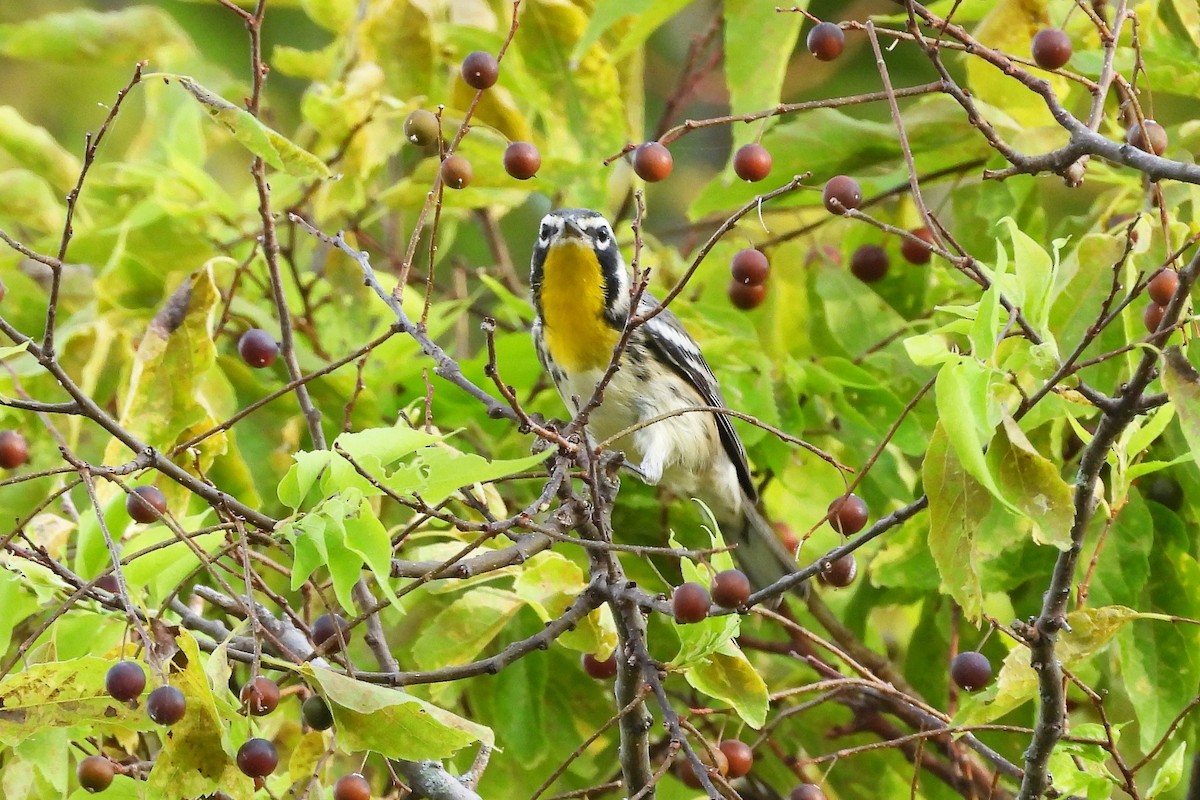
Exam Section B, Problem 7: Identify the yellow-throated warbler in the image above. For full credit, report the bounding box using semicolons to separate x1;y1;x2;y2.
529;208;796;590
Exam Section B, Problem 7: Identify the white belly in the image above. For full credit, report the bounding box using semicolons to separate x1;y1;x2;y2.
554;362;742;518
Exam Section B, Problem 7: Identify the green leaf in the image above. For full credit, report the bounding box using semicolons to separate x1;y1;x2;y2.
1088;493;1153;609
490;614;550;765
573;0;692;62
339;496;401;607
669;604;740;668
335;425;444;466
513;552;618;656
280;427;547;515
358;0;435;101
277;450;333;509
986;414;1074;549
1047;723;1121;798
816;262;910;356
0;569;41;653
683;641;769;729
1123;402;1178;461
284;489;399;610
924;422;989;620
1119;504;1200;751
0;169;63;234
1146;742;1186;799
935;358;1007;505
160;76;331;179
1047;747;1118;800
274;43;339;81
1163;347;1200;472
0;107;80;191
0;7;193;64
959;606;1156;726
122;513;224;602
996;218;1057;334
105;266;234;468
904;329;962;366
11;729;68;798
303;666;493;760
722;0;802;149
1164;0;1200;50
319;497;371;612
281;514;325;592
0;657;149;745
300;0;356;31
969;285;1002;363
1061;606;1163;659
287;730;329;789
868;524;940;591
382;446;549;508
0;340;32;366
146;631;251;800
412;588;525;671
513;0;626;208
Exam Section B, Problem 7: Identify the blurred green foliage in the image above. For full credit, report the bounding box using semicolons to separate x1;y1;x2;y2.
1;1;1199;798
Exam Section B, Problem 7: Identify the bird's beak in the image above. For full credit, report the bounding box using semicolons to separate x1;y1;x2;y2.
561;219;586;240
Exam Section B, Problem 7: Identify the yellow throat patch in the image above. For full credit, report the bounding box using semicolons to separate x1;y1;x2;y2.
539;240;620;372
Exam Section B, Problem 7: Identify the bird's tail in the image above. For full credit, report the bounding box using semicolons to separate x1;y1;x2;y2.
726;499;805;597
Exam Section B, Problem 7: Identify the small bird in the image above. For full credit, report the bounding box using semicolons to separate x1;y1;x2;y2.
529;208;797;591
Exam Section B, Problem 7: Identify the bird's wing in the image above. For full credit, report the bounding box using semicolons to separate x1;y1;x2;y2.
637;294;758;502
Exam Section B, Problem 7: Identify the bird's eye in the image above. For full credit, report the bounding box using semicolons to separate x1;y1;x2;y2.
540;223;553;240
595;227;610;244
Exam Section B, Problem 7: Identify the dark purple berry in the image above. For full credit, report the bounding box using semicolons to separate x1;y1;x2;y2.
440;155;473;189
582;652;618;680
711;569;751;608
0;430;29;469
461;51;499;90
632;142;672;182
313;613;351;652
731;249;769;286
850;245;889;283
503;141;541;180
728;281;767;310
672;582;710;624
105;661;147;702
950;651;993;692
807;22;845;61
901;227;935;264
238;329;278;368
1031;28;1072;70
828;494;868;534
77;756;115;793
333;773;372;800
1126;119;1168;155
240;676;280;716
146;685;186;725
822;175;861;214
733;143;772;182
817;553;858;588
1143;302;1168;333
1148;270;1179;305
236;737;278;778
126;485;167;524
720;739;753;778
